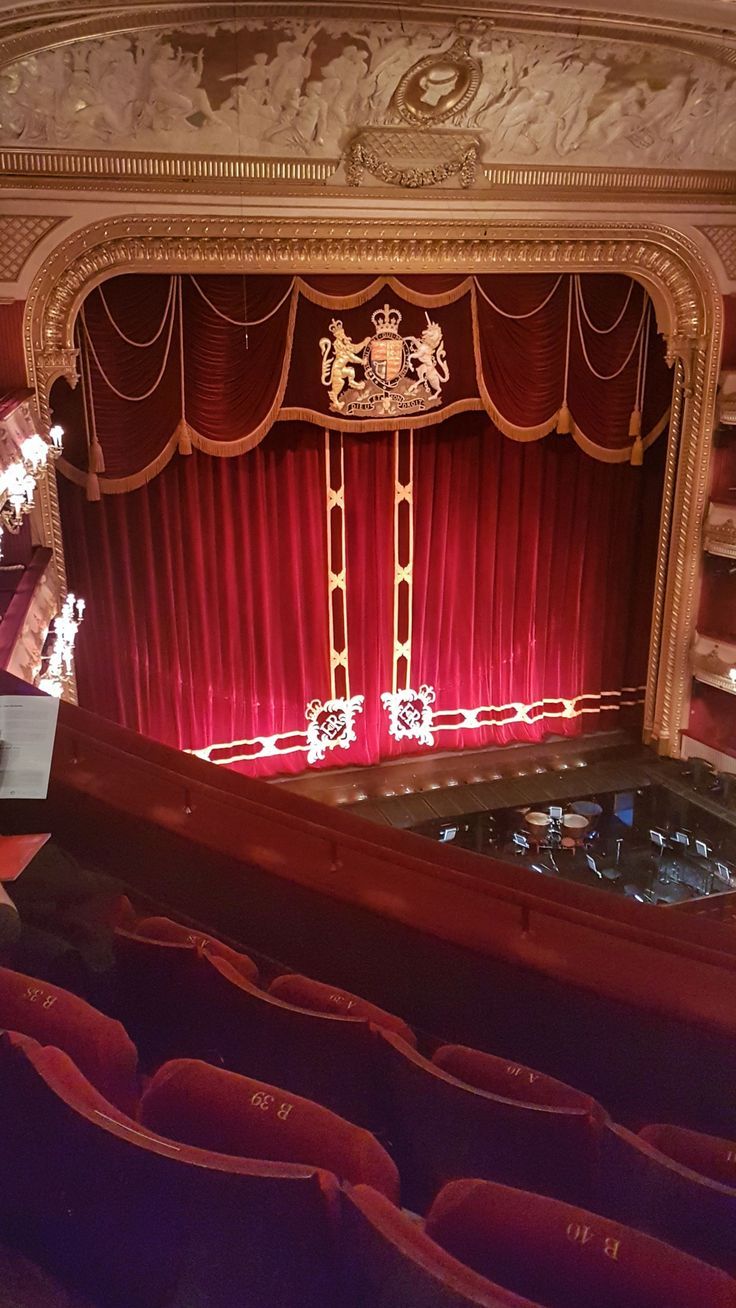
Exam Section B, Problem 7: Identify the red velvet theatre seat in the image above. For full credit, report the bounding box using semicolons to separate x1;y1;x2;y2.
638;1122;736;1190
340;1184;533;1308
600;1120;736;1275
425;1178;736;1308
432;1045;597;1113
114;934;384;1127
269;972;417;1046
140;1058;399;1201
195;952;386;1128
0;1031;340;1308
377;1028;605;1211
134;915;259;982
0;964;139;1114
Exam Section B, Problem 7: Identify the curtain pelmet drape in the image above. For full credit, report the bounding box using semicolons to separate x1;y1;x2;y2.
51;272;672;496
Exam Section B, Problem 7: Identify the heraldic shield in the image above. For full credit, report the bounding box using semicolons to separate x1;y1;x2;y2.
365;318;407;388
319;303;449;418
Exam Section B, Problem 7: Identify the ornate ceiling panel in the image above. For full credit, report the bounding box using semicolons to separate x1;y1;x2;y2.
0;4;734;194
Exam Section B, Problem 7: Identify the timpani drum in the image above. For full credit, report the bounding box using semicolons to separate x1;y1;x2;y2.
525;811;551;844
562;812;590;840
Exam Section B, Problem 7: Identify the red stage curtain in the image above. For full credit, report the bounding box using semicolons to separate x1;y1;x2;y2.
411;412;664;749
58;423;333;777
58;413;665;776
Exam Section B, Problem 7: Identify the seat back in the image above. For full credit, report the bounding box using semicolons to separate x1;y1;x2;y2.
0;1031;340;1308
113;930;208;1066
378;1030;604;1212
114;935;384;1126
638;1123;736;1190
599;1120;736;1275
340;1185;533;1308
0;964;139;1114
269;973;417;1046
135;915;259;983
426;1178;736;1308
432;1045;598;1113
140;1058;400;1201
197;954;387;1128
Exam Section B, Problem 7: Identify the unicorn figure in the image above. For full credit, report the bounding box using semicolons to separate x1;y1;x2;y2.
406;315;449;397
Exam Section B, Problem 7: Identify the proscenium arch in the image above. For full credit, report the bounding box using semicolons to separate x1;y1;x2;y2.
24;216;723;762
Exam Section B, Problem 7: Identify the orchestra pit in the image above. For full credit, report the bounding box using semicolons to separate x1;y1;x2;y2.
0;2;735;1305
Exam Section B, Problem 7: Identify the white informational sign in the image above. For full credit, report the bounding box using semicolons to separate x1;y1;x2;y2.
0;673;59;799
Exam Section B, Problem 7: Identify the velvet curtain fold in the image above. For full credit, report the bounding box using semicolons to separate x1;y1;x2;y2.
51;272;671;494
411;413;664;750
58;423;332;777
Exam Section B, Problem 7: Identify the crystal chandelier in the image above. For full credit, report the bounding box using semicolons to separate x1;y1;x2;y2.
37;593;86;699
0;423;63;536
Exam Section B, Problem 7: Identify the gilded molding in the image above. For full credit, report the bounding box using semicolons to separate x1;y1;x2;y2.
24;218;713;362
0;150;340;190
3;154;736;201
655;340;719;754
23;215;722;760
644;357;684;744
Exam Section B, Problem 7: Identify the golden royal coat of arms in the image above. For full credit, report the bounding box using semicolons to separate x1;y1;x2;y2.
319;304;450;418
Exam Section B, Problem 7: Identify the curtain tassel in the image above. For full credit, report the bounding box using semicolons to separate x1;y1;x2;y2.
90;435;105;473
86;469;101;501
556;401;572;434
629;406;643;465
178;419;193;456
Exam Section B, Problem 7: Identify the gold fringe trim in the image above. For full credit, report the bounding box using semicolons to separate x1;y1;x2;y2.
60;433;180;493
570;407;670;464
279;398;485;434
295;275;474;311
58;394;671;493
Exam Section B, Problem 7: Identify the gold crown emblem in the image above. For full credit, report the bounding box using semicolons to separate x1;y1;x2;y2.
371;303;402;334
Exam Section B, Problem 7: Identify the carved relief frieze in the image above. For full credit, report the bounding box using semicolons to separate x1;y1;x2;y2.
0;12;735;188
